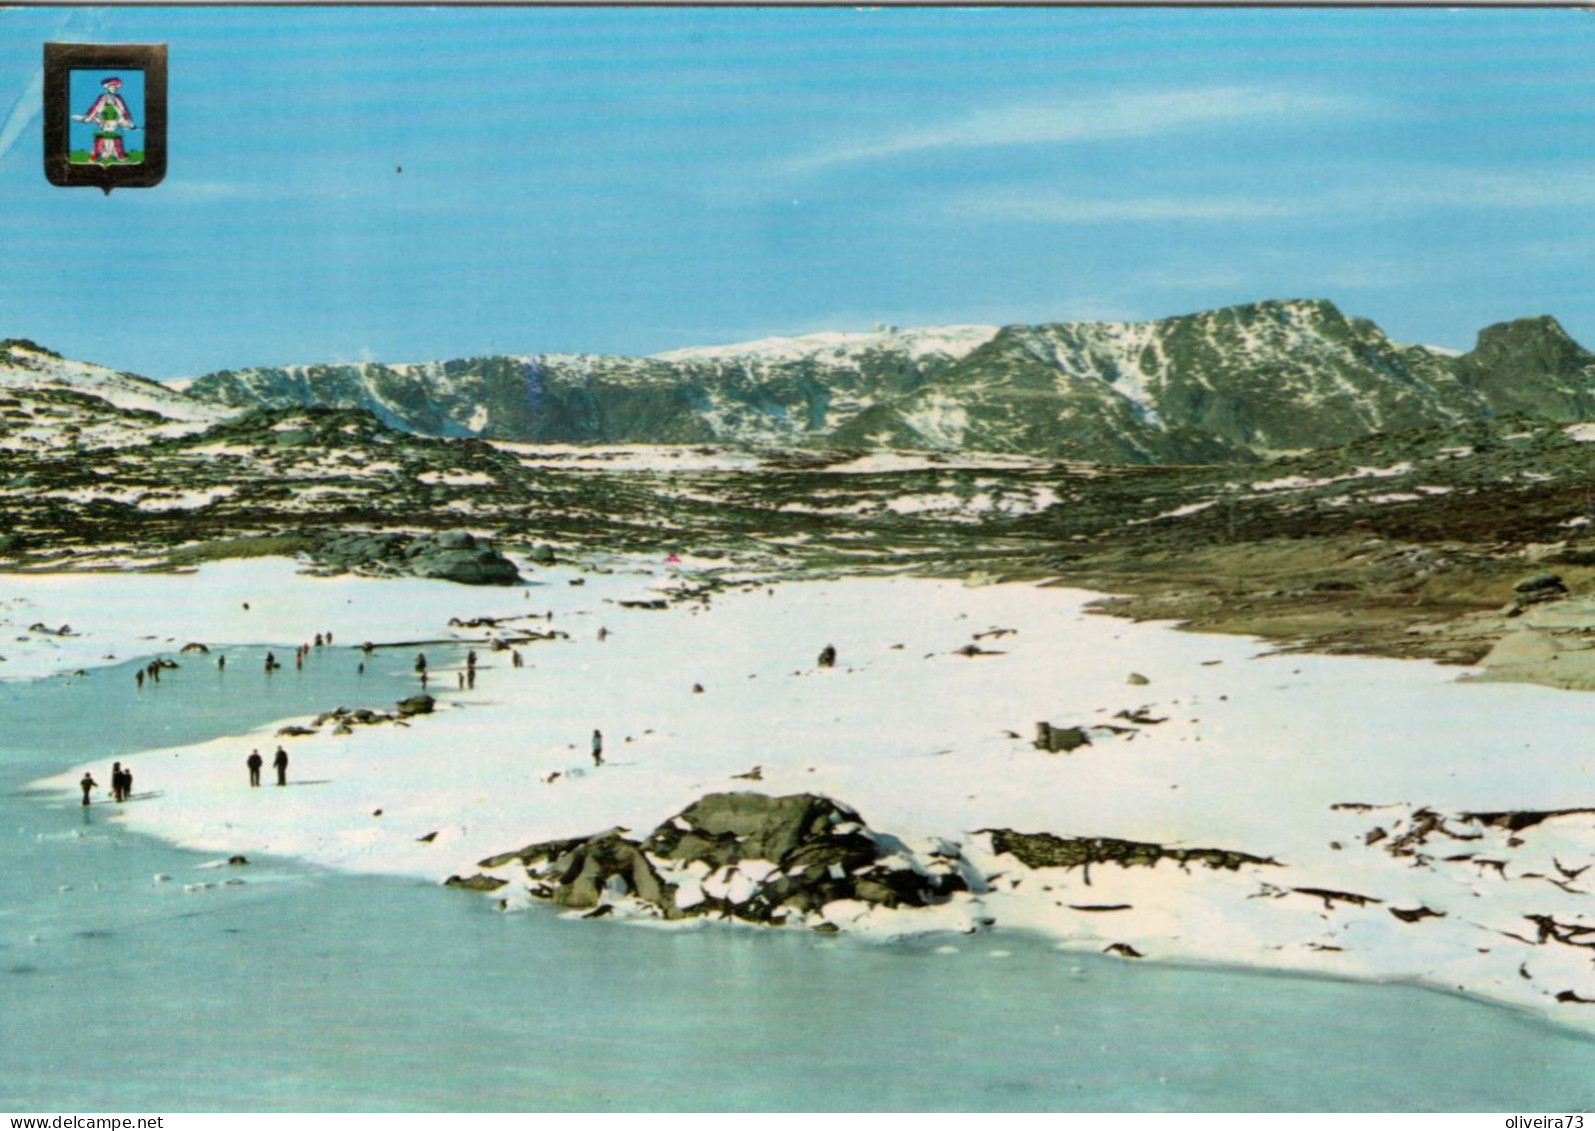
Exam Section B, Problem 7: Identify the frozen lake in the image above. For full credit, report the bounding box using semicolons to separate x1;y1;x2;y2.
2;646;1594;1111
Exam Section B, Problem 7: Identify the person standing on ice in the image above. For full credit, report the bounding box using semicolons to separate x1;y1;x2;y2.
273;746;289;787
109;762;124;803
247;749;263;787
74;76;137;165
591;729;603;768
80;772;98;806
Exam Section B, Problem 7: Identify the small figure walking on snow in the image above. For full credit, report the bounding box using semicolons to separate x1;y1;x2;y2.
80;772;98;806
591;729;604;768
247;749;263;787
273;745;289;787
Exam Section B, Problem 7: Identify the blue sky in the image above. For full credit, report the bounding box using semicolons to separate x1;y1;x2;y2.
0;7;1592;378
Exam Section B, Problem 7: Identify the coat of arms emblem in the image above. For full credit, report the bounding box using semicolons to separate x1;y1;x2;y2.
43;42;167;193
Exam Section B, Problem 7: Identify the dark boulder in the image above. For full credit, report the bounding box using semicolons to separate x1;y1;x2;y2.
1513;571;1568;607
538;832;676;912
645;791;861;868
404;532;521;586
312;530;521;586
1034;722;1091;753
445;873;507;892
396;693;435;717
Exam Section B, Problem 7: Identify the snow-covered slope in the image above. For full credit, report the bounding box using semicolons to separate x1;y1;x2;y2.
651;324;997;366
182;326;997;449
0;339;234;452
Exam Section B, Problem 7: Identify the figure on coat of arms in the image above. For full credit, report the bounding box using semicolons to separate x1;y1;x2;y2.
74;76;138;164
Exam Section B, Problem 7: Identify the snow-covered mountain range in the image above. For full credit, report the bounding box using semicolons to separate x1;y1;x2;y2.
12;299;1595;463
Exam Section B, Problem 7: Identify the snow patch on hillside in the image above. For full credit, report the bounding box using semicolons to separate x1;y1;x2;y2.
652;325;998;365
0;346;231;426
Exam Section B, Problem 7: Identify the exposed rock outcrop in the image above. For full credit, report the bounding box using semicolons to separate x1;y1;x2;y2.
1034;722;1091;753
396;693;435;718
1512;571;1569;610
981;829;1278;874
471;792;970;926
313;530;520;585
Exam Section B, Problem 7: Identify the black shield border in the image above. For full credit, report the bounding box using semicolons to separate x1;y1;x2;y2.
43;42;168;193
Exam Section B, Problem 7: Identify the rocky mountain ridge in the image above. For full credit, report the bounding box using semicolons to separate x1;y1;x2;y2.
9;300;1595;465
174;300;1595;463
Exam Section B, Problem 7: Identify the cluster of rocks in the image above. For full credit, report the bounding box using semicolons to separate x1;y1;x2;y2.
312;530;520;586
276;693;435;737
980;828;1277;876
1032;711;1151;753
456;792;972;927
1328;799;1595;1004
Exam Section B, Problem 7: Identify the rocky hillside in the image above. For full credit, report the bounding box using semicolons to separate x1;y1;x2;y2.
178;301;1595;463
181;326;997;449
0;338;230;452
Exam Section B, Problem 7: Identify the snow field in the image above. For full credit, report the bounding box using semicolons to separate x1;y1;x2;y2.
20;556;1595;1026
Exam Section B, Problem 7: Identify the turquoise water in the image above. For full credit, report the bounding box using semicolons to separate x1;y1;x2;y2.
2;650;1593;1112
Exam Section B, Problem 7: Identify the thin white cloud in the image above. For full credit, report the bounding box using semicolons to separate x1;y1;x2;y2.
0;10;105;165
0;65;45;166
1370;167;1595;212
790;87;1366;173
929;163;1595;231
967;192;1304;225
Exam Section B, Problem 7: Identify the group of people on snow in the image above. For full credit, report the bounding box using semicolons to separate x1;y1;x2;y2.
245;746;290;788
79;761;133;805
